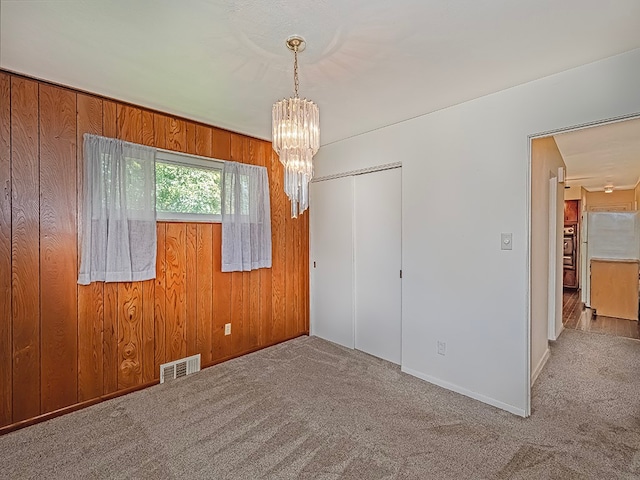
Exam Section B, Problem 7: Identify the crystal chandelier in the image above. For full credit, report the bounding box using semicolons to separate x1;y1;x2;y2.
272;35;319;218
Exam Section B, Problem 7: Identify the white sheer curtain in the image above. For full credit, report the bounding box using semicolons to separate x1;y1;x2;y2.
221;161;272;272
78;134;157;285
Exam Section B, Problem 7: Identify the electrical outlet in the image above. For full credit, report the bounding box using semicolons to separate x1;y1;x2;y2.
437;341;446;356
224;323;231;336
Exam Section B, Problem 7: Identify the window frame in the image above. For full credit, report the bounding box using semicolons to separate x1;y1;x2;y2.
155;148;224;223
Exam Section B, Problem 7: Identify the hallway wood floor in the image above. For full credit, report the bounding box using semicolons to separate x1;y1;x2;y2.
563;288;640;340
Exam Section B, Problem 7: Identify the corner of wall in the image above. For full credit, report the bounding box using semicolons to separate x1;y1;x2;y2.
531;347;550;387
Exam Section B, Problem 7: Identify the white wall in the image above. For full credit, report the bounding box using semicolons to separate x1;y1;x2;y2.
313;48;640;416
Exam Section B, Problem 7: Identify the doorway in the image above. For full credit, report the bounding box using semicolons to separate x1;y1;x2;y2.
531;116;640;377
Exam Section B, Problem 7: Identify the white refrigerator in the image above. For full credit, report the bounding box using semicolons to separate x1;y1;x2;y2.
581;211;640;307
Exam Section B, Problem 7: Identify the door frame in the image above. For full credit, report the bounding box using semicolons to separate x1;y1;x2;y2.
548;175;560;341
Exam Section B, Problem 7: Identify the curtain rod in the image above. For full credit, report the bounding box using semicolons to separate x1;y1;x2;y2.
156;147;225;164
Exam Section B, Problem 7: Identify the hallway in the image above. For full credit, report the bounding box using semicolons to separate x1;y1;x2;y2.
563;289;640;340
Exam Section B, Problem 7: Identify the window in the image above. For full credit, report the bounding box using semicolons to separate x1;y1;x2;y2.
155;150;224;222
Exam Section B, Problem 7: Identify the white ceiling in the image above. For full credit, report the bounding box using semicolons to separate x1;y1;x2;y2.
2;0;640;147
554;117;640;192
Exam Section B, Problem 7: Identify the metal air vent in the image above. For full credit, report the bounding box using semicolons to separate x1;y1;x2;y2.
160;354;201;383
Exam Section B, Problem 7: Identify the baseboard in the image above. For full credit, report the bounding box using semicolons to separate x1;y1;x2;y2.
0;380;158;436
401;366;527;417
555;323;565;340
202;332;309;369
531;347;551;387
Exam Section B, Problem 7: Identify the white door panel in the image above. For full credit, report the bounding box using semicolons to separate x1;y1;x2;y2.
309;177;354;348
354;169;402;364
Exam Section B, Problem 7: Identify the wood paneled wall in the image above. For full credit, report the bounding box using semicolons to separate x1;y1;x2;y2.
0;71;309;430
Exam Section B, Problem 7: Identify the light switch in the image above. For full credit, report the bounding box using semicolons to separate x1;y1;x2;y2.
501;233;513;250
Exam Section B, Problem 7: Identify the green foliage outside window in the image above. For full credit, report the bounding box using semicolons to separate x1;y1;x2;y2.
156;162;221;215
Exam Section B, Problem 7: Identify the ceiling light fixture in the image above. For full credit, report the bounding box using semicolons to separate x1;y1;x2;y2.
604;185;614;193
272;35;319;218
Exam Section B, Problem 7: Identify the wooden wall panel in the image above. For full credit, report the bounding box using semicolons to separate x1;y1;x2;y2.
195;125;212;158
212;224;231;361
284;200;297;339
194;126;214;363
102;280;118;394
117;104;142;142
141;112;156;383
167;118;186;152
186;123;197;155
76;94;104;402
229;132;244;163
103;101;117;137
211;128;232;362
212;128;231;160
115;279;143;381
141;111;155;147
77;281;104;402
115;104;145;388
102;101;119;395
11;77;41;422
247;140;261;347
39;83;78;413
153;114;168;149
0;70;309;432
0;73;11;427
241;271;252;351
270;150;287;343
153;223;167;377
196;224;213;363
185;224;198;356
117;282;143;388
230;270;244;355
259;142;273;346
230;134;246;354
248;271;261;349
165;223;187;362
239;136;260;350
142;279;155;384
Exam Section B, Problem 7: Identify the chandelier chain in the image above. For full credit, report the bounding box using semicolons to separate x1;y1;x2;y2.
293;47;299;98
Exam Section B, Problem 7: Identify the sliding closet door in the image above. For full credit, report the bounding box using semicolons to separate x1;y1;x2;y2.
354;168;402;364
309;176;354;348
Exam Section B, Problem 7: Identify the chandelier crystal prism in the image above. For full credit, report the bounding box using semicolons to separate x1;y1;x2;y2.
272;35;319;218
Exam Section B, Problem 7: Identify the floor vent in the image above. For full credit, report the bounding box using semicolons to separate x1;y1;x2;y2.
160;354;201;383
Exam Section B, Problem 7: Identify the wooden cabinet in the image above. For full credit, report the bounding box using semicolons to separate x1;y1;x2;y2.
590;259;639;320
564;200;580;223
563;268;577;289
563;200;580;289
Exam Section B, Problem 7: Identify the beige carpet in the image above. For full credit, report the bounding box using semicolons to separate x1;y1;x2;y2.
1;329;639;479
